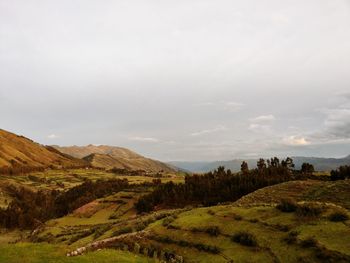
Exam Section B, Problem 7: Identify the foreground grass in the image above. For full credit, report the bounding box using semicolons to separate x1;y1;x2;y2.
142;204;350;262
0;243;153;263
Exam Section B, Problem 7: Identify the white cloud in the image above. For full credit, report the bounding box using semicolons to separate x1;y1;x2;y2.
191;125;227;136
283;136;310;146
47;134;59;139
129;136;159;143
250;114;276;122
248;115;275;133
248;123;272;133
224;102;244;112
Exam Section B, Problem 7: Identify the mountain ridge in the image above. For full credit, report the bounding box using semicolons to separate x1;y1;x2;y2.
54;145;177;173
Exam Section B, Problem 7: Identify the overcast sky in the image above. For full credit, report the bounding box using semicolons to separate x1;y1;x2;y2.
1;1;350;161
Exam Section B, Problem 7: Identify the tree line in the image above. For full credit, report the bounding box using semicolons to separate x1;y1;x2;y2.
0;178;129;229
136;157;299;213
331;165;350;181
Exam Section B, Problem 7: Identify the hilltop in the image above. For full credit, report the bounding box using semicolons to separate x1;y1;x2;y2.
54;145;177;173
0;129;86;173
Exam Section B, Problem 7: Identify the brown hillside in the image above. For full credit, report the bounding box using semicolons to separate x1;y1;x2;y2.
54;145;176;173
82;153;129;170
0;129;86;173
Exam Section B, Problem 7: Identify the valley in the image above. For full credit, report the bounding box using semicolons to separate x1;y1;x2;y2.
0;129;349;262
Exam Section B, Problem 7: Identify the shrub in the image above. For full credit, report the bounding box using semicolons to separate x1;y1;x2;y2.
296;203;323;218
112;226;133;236
162;216;176;227
135;222;146;231
300;237;318;248
328;210;349;222
276;198;298;212
283;230;299;244
274;224;291;232
93;225;111;239
231;231;258;247
207;209;215;215
233;214;243;221
205;226;220;236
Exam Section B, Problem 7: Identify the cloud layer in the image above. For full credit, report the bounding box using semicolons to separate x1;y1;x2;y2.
1;1;350;161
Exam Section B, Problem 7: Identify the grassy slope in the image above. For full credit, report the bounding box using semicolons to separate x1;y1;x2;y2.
0;243;153;263
0;129;85;169
235;180;350;209
32;180;350;263
2;174;350;262
142;204;350;262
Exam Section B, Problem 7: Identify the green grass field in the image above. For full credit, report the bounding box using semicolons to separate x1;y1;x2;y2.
1;172;350;262
141;204;350;262
0;243;153;263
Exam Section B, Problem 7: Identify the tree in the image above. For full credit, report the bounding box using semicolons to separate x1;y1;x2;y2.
241;161;249;175
301;163;314;175
257;159;266;172
270;157;280;168
331;165;350;181
281;157;295;171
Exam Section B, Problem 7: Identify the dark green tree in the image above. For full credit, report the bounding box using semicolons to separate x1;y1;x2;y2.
241;161;249;175
301;163;314;175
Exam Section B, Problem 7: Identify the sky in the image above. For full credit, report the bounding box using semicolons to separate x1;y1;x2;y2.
1;0;350;161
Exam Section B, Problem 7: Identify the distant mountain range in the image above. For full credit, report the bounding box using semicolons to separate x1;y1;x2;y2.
53;145;177;173
170;155;350;173
2;128;349;174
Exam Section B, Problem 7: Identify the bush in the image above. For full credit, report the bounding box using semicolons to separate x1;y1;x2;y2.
112;226;133;236
135;222;146;231
276;198;298;212
162;216;176;227
93;225;111;239
296;203;323;218
207;209;215;215
283;230;299;244
233;214;243;221
204;226;220;236
231;231;258;247
328;210;349;222
300;237;318;248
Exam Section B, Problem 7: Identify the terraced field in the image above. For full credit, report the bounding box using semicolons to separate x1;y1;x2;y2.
0;168;184;208
27;179;350;263
234;180;350;209
1;171;349;262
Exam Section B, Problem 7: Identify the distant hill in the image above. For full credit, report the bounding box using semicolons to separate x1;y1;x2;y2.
170;155;350;173
0;129;86;173
54;145;177;173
